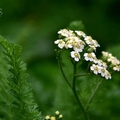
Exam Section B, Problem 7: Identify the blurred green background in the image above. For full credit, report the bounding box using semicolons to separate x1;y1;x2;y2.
0;0;120;120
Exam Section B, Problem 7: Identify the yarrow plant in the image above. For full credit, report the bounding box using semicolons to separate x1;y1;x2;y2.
54;28;120;120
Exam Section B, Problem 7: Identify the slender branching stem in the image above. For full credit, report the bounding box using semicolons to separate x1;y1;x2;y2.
75;73;90;77
75;62;91;77
57;51;72;89
72;63;90;120
85;78;104;111
57;50;90;120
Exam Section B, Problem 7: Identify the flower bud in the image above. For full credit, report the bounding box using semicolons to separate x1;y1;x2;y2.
58;114;63;119
87;47;94;53
45;115;50;120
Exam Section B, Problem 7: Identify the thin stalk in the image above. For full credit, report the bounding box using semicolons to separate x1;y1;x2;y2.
75;73;90;77
57;52;72;89
85;78;104;111
75;62;91;77
57;51;90;120
72;63;90;120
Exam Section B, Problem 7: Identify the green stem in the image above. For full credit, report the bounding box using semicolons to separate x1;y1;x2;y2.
75;73;90;77
57;51;72;89
85;78;104;111
72;63;90;120
57;51;89;120
75;62;91;78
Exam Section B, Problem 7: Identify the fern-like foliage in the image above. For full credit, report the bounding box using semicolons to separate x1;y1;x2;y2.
0;36;42;120
0;52;12;120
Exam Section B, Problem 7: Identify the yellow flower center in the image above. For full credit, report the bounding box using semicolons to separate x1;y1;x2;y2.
101;68;105;73
74;53;79;58
94;66;98;71
88;54;92;58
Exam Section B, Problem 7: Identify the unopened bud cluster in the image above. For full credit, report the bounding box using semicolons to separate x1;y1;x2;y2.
45;111;63;120
54;29;120;79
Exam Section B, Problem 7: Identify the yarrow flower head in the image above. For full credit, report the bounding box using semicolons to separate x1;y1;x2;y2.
102;51;120;72
54;28;120;80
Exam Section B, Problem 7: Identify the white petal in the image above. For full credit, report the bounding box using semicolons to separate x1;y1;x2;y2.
54;40;59;44
70;51;75;58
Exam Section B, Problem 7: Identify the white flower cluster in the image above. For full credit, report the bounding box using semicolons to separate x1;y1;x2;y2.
54;29;120;79
83;52;112;79
54;29;100;62
102;51;120;72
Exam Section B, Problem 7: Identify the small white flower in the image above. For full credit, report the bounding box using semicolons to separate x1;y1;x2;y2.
108;56;120;66
97;59;108;68
102;51;109;57
45;115;50;120
104;71;111;79
50;116;56;120
73;39;85;52
55;111;60;115
84;36;93;44
75;30;86;38
70;51;80;62
54;39;65;49
84;52;96;62
73;43;84;52
65;39;73;49
65;37;85;51
58;29;75;37
93;57;98;64
100;66;107;77
100;66;111;79
59;114;63;119
84;36;100;50
92;40;100;48
65;36;79;47
113;65;120;72
88;45;96;51
90;64;101;75
102;52;120;69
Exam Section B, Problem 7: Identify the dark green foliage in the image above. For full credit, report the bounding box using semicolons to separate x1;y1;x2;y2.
0;36;42;120
0;52;12;120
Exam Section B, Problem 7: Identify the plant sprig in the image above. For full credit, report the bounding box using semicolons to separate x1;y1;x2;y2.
54;28;120;120
0;36;42;120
